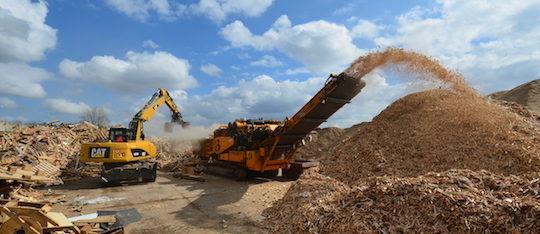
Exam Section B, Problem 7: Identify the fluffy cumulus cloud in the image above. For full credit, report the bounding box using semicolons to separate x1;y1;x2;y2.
374;0;540;92
189;0;274;23
0;63;52;98
221;15;364;74
44;98;91;116
0;0;57;98
0;0;56;62
200;63;223;77
0;97;16;109
105;0;273;23
59;51;198;92
250;55;283;67
170;75;326;125
350;19;381;39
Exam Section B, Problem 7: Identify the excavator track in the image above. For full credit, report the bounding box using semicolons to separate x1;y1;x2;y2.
101;161;157;184
205;161;248;180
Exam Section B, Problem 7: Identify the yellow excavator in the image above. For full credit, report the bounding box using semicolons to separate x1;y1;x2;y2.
80;88;188;183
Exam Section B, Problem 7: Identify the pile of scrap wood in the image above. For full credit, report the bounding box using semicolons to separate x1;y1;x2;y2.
0;122;108;178
0;166;64;204
150;137;205;175
0;199;124;233
0;122;108;202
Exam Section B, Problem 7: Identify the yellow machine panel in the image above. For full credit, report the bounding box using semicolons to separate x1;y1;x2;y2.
80;141;156;163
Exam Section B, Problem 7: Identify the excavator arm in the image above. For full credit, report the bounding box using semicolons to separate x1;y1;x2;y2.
129;88;189;140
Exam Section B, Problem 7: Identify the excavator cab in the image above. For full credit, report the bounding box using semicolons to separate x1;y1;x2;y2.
109;128;136;142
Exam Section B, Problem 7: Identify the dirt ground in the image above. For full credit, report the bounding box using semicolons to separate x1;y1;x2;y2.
40;173;293;233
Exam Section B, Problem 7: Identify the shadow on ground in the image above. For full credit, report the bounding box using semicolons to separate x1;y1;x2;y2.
161;173;269;233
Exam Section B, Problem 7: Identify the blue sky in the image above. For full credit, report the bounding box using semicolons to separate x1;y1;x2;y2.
1;0;539;134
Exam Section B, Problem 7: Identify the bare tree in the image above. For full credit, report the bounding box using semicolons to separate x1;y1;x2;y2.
81;107;109;127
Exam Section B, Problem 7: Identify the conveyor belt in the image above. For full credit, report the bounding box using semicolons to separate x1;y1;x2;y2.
270;73;366;159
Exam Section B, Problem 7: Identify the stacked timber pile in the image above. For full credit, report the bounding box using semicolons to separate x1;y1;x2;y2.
0;122;108;176
0;122;107;202
150;137;205;175
264;49;540;233
0;122;25;132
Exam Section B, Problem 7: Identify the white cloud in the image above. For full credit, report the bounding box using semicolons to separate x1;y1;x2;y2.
0;62;52;98
285;67;310;75
189;0;274;23
250;55;283;67
142;39;159;49
374;0;540;92
105;0;273;23
0;0;57;62
200;63;223;77
350;20;381;39
221;15;364;74
59;51;198;93
0;0;56;99
0;97;16;109
104;0;186;22
44;98;91;116
172;75;326;125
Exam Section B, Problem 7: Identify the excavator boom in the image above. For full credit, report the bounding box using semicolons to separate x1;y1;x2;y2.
129;88;189;140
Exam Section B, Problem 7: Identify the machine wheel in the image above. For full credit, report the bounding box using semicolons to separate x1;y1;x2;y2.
251;169;279;178
143;163;157;182
263;169;279;178
282;164;304;180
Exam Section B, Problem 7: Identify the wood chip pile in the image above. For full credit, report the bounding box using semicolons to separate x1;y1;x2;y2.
264;49;540;232
295;127;346;162
264;169;540;233
490;79;540;115
321;90;540;184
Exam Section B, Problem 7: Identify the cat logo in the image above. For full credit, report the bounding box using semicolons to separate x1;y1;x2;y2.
90;147;109;158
